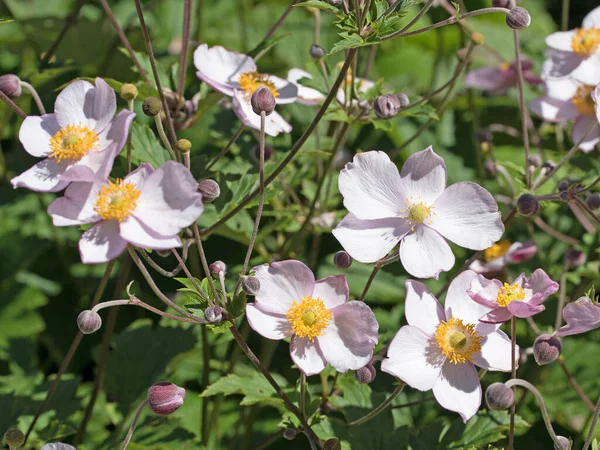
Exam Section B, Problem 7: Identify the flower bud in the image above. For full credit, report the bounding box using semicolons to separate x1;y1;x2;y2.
516;193;539;216
527;154;542;168
587;193;600;210
143;96;162;116
120;83;138;101
3;429;25;448
77;310;102;334
542;160;556;174
323;438;342;450
205;305;223;324
198;179;220;203
471;32;485;46
373;94;401;119
209;260;227;276
147;382;186;416
176;138;192;154
485;382;515;410
493;0;515;7
355;363;376;384
559;190;570;201
310;44;325;59
558;180;569;192
533;334;562;365
242;276;261;296
506;7;531;29
396;93;410;108
554;436;571;450
283;428;297;440
252;143;273;162
333;250;353;269
251;86;275;116
564;249;586;269
0;74;22;99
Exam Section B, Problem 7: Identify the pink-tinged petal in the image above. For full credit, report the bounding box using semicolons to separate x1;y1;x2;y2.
558;299;600;337
523;70;542;86
479;308;513;324
55;78;116;132
399;226;454;279
545;30;577;52
446;270;494;325
507;301;545;318
124;162;154;189
529;96;579;122
583;6;600;28
312;275;348;309
97;108;136;154
287;68;325;105
318;301;378;372
119;216;182;250
290;336;327;376
246;303;292;340
542;50;584;79
193;44;256;96
468;274;503;309
251;260;315;314
133;161;203;236
41;444;76;450
404;280;445;334
468;257;506;275
523;269;559;306
464;66;512;92
48;181;102;226
332;213;409;263
400;146;446;204
507;241;537;263
269;75;298;104
338;151;406;220
19;114;60;157
79;220;127;264
572;54;600;86
232;90;292;136
10;158;70;192
472;329;515;371
433;362;481;422
572;114;600;152
430;182;504;250
381;325;444;391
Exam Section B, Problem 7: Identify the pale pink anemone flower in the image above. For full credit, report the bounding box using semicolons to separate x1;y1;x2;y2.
381;271;516;422
469;240;537;274
245;260;378;376
530;77;600;152
47;161;203;264
332;147;504;279
287;69;325;105
11;78;135;192
193;44;298;136
41;444;76;450
543;6;600;83
464;57;541;94
557;297;600;337
467;269;558;324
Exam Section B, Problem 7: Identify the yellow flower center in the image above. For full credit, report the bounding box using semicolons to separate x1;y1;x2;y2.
286;296;332;341
435;317;482;365
496;282;526;308
49;124;99;163
499;61;511;71
238;71;279;99
484;240;512;262
400;196;435;231
94;179;141;222
572;85;596;115
571;28;600;56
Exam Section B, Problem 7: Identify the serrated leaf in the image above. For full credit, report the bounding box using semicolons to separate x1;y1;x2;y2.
129;122;170;168
296;0;341;13
229;290;247;318
201;372;287;406
330;32;366;54
207;320;233;334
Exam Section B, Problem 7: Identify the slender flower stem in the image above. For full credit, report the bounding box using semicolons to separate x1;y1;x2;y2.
394;0;435;35
170;248;211;303
91;297;202;323
40;0;86;67
361;264;381;301
533;217;579;246
262;0;301;43
201;326;210;445
583;394;600;450
508;317;517;450
191;223;220;302
126;99;134;173
177;0;192;97
554;265;568;331
0;89;26;119
574;196;600;227
19;81;46;114
135;240;193;278
391;397;435;409
300;373;307;416
206;124;245;171
154;115;177;160
512;30;531;188
347;383;405;427
557;359;595;412
120;399;149;450
561;0;570;31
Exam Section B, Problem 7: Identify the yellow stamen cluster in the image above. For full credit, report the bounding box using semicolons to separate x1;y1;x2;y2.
572;85;596;115
499;61;511;71
496;282;526;308
571;28;600;56
238;71;279;99
435;317;482;365
484;240;512;262
49;124;99;163
286;296;332;341
400;196;435;231
94;179;141;222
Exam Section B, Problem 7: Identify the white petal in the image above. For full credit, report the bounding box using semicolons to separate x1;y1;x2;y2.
19;114;60;157
381;325;444;391
400;146;446;204
124;162;154;189
445;270;493;326
79;220;127;264
399;226;454;279
312;275;348;309
270;75;298;104
232;90;292;136
544;77;580;102
404;280;445;334
10;158;70;192
41;444;77;450
119;216;182;250
529;97;578;122
472;329;515;372
572;54;600;86
55;78;116;132
433;362;481;422
583;6;600;28
290;336;327;376
541;50;583;79
287;68;325;105
246;304;292;340
572;114;600;152
47;181;102;226
193;44;256;96
545;31;577;52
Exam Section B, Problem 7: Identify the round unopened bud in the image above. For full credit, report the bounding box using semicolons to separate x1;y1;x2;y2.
564;249;586;269
310;44;325;59
176;138;192;154
147;382;186;416
533;334;562;366
475;128;493;144
396;93;410;108
542;160;556;174
506;7;531;29
120;83;138;101
493;0;515;7
485;382;515;410
242;276;261;296
0;74;22;99
323;438;342;450
77;310;102;334
558;180;569;192
587;193;600;210
3;428;25;448
251;86;275;116
484;159;497;178
471;32;485;46
554;436;572;450
355;363;376;384
559;190;570;201
373;94;401;119
143;96;162;116
516;193;539;216
205;305;223;324
252;143;273;162
198;179;220;203
334;250;353;269
209;260;226;276
527;154;542;168
283;428;297;440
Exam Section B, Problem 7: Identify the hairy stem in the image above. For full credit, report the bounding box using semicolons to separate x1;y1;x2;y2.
347;383;405;426
19;81;46;114
120;399;149;450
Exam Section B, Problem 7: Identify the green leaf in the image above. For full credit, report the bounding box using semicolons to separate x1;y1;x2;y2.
444;411;530;448
201;372;287;407
229;290;247;318
129;122;170;168
296;0;341;13
207;320;233;334
330;32;366;54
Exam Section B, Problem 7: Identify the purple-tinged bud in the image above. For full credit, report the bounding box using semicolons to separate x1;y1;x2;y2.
506;7;531;29
475;128;493;144
252;143;273;162
533;334;562;365
542;160;556;174
283;428;297;440
310;44;325;60
587;193;600;210
558;180;569;192
143;96;162;116
251;86;275;116
77;310;102;334
564;249;586;269
119;83;138;101
485;382;515;410
147;382;186;416
0;74;22;99
323;438;342;450
559;190;570;201
205;305;223;324
516;193;539;216
484;159;497;178
373;94;401;119
527;154;542;168
396;93;410;108
242;276;260;296
3;428;25;448
355;363;376;384
198;179;220;203
209;261;227;277
333;250;353;269
554;436;571;450
492;0;515;8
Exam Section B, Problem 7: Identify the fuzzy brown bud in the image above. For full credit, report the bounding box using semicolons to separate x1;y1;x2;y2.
310;44;325;59
242;276;261;296
3;429;25;448
587;193;600;210
396;93;410;108
506;7;531;30
564;249;586;269
485;382;515;410
176;138;192;154
516;193;539;216
355;363;376;384
373;94;401;119
147;382;186;416
323;438;342;450
527;154;542;168
119;83;138;101
533;334;562;366
0;74;22;99
209;260;226;276
77;310;102;334
493;0;515;7
198;179;220;203
333;250;353;269
554;436;571;450
205;305;223;324
283;428;297;440
142;96;162;116
251;86;275;116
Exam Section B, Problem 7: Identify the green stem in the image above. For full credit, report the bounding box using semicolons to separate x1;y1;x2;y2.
346;383;405;427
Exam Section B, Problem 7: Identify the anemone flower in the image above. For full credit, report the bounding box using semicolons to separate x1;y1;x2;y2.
464;57;541;94
41;445;76;450
557;297;600;337
469;240;537;274
287;68;325;105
